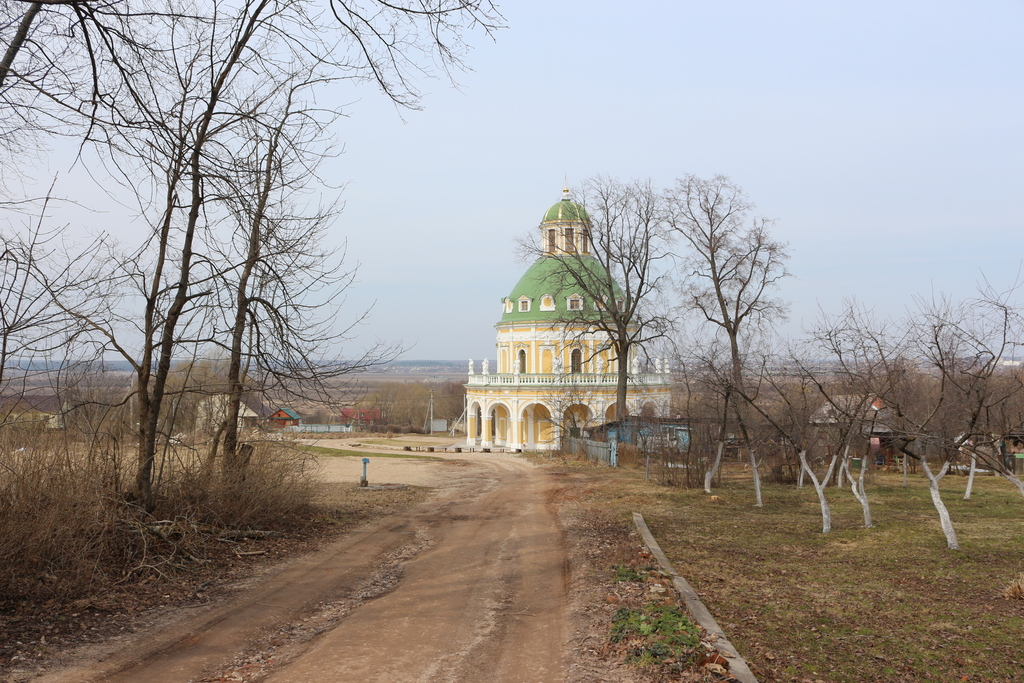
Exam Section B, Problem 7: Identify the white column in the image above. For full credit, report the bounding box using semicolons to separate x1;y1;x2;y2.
509;400;523;450
482;403;493;448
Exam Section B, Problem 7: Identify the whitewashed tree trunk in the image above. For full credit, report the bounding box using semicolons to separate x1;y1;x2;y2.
704;440;725;494
797;461;805;489
750;448;763;508
920;456;960;550
963;455;977;500
856;446;872;527
798;450;838;534
995;470;1024;499
841;445;873;528
837;458;845;488
902;452;908;487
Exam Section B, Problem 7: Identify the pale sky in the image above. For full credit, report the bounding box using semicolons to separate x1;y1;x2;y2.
20;0;1024;361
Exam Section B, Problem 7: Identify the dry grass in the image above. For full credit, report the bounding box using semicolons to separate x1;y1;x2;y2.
0;438;429;677
558;459;1024;682
1002;574;1024;601
0;426;318;601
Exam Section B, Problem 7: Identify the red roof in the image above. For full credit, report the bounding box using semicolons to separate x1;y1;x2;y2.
340;408;381;421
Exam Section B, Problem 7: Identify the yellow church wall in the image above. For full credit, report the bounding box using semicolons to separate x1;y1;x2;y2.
538;419;552;442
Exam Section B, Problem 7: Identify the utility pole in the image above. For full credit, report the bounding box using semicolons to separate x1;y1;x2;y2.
424;389;435;433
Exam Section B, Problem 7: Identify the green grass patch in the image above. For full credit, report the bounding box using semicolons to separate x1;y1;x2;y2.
611;604;700;667
296;445;443;461
611;564;654;582
564;461;1024;682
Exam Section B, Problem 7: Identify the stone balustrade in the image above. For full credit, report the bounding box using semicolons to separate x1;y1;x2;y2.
465;372;671;387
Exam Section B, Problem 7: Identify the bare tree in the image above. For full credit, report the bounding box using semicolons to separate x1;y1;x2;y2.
922;286;1024;500
36;0;418;506
902;289;1024;538
807;302;914;529
666;174;789;496
0;197;106;428
0;222;58;397
210;76;399;480
736;348;841;532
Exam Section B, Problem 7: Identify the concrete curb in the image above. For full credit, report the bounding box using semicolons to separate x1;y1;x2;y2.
632;512;759;683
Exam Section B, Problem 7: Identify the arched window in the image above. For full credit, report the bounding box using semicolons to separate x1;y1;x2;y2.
518;349;527;373
565;227;575;252
547;229;556;253
580;229;590;254
570;348;582;373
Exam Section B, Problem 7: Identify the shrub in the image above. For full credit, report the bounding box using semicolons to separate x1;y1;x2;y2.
1003;573;1024;600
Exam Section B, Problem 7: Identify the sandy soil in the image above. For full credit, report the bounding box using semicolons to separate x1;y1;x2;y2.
33;449;569;683
313;450;452;489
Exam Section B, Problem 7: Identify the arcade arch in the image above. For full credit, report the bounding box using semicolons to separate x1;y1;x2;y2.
490;403;510;446
520;403;554;449
563;403;591;437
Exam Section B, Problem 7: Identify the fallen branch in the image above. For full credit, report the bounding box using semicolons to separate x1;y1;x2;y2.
219;530;281;540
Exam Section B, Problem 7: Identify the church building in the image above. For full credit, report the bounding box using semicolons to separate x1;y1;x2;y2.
465;190;671;451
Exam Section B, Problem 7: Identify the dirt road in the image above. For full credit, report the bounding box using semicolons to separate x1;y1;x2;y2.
38;453;568;683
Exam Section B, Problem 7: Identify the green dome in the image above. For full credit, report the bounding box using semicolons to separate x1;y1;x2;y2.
542;198;589;223
499;256;620;324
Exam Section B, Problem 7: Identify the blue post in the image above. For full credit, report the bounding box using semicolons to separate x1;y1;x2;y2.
361;457;369;487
